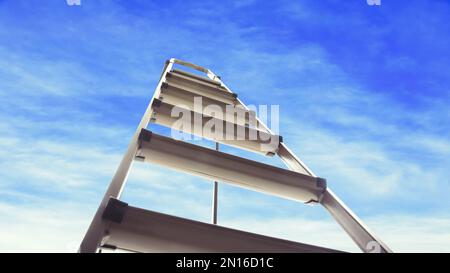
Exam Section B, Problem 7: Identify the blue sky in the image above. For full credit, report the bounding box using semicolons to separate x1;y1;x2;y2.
0;0;449;252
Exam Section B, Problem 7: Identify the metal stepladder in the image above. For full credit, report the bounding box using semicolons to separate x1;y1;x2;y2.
79;58;392;253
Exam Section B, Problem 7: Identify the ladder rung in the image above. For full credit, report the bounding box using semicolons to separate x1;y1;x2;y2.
159;82;255;126
168;68;231;92
150;99;281;156
136;129;326;203
164;78;237;105
101;198;341;253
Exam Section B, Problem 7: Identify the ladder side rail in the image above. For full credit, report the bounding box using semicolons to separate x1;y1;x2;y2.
78;60;175;253
276;142;392;253
321;188;392;253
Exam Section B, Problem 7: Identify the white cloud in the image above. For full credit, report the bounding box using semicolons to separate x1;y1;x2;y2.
283;122;447;200
0;200;90;253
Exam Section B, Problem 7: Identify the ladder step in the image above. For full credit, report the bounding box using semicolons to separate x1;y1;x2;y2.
150;99;281;156
163;79;236;106
159;82;254;126
167;72;236;103
135;129;326;203
101;198;341;253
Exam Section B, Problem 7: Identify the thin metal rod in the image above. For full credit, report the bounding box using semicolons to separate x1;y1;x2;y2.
212;142;219;224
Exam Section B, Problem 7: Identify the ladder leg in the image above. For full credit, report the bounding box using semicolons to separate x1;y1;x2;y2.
78;60;174;253
78;143;138;252
277;143;392;253
321;188;392;253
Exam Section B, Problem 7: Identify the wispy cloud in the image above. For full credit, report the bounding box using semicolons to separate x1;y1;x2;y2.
0;199;89;252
